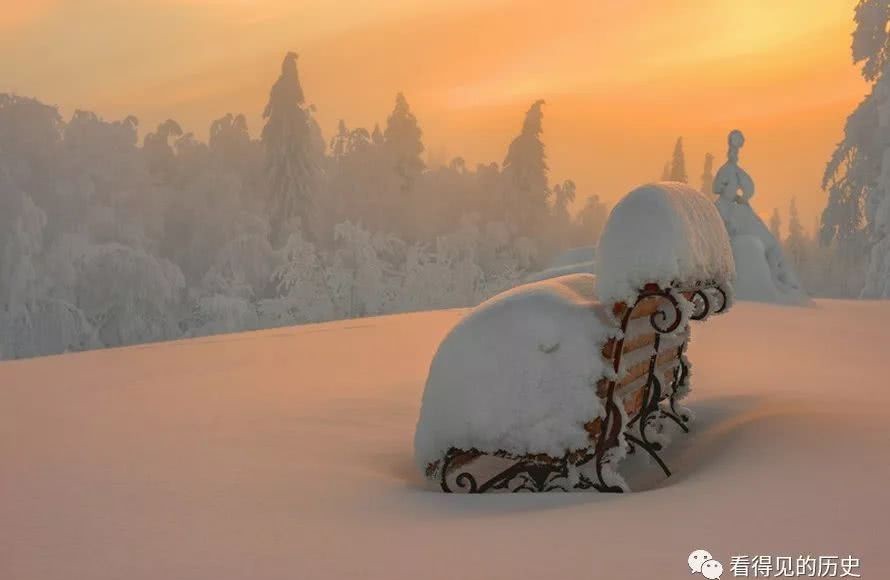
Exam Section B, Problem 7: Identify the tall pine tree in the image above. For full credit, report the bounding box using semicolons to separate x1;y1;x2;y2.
261;52;323;245
503;99;549;234
669;137;688;183
384;92;425;193
786;197;807;270
701;153;715;195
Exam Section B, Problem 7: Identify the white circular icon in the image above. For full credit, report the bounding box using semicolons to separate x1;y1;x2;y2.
701;559;723;580
688;549;713;574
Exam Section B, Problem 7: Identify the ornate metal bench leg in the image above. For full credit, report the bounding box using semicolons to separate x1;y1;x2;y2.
660;347;691;433
593;394;626;493
627;373;672;478
624;433;671;477
637;373;664;450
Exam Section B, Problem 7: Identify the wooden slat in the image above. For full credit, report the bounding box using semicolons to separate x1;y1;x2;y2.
613;295;665;322
619;350;680;388
601;331;657;359
623;388;645;416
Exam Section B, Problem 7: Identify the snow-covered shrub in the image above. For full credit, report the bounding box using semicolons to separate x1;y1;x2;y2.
72;243;186;347
187;294;260;338
258;230;335;326
326;221;400;317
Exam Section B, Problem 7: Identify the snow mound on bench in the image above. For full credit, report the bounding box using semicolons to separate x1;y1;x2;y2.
414;273;612;469
595;182;734;303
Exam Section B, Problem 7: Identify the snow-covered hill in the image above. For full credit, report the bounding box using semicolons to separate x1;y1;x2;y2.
2;301;889;579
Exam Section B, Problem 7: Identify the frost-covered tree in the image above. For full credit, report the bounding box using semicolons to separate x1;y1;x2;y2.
786;197;807;271
68;241;185;347
330;119;350;161
548;179;577;251
701;153;715;195
262;52;324;244
503;100;550;235
327;221;400;317
552;179;576;226
769;208;783;241
822;1;890;297
661;162;671;181
259;230;335;326
397;221;484;311
371;123;384;146
669;137;688;183
0;50;600;359
209;113;251;167
384;92;425;190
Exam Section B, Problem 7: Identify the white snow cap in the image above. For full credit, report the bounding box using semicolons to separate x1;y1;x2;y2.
414;274;611;469
595;182;734;303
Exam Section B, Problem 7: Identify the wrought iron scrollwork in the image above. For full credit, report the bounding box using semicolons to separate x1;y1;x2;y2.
712;285;729;314
439;448;589;493
690;289;711;320
661;353;691;432
647;289;685;334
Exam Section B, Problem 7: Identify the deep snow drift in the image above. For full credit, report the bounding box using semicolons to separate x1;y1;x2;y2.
2;301;889;579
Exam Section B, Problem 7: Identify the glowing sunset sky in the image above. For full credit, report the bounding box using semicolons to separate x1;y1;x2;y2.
0;0;868;227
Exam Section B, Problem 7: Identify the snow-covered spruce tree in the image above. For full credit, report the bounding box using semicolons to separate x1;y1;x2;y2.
326;121;394;234
551;179;576;249
669;137;688;183
262;52;324;245
384;93;425;186
701;153;715;195
552;179;576;227
382;92;426;237
823;1;890;296
769;208;783;241
502;100;550;238
330;119;350;161
786;197;808;272
661;162;671;181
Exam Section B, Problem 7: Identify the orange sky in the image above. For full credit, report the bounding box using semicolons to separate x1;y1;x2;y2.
0;0;869;230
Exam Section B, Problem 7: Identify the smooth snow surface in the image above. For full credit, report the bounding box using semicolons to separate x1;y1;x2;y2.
414;274;609;468
596;182;734;302
2;301;889;579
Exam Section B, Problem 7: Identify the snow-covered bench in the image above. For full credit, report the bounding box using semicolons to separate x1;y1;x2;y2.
414;182;735;492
